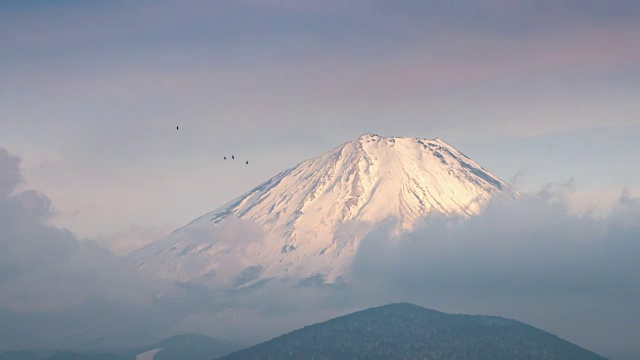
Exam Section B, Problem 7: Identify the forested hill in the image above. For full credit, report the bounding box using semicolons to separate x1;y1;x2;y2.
220;303;606;360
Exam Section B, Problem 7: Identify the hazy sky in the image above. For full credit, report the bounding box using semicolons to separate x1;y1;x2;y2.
2;1;639;246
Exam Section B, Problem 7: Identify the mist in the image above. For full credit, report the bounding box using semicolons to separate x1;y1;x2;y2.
350;188;640;357
0;148;171;350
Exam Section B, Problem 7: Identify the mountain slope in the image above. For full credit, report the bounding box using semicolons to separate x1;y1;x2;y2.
219;303;606;360
43;352;128;360
0;351;129;360
0;334;241;360
128;334;241;360
128;134;515;285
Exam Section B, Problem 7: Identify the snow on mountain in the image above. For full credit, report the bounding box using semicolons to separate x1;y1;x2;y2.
127;134;516;286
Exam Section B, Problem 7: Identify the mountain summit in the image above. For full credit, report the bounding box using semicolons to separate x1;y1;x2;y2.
128;134;515;285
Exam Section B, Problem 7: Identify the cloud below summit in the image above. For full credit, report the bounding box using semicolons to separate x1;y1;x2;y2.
350;188;640;355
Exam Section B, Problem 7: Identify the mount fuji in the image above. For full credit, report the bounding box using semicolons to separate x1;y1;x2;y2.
127;134;516;287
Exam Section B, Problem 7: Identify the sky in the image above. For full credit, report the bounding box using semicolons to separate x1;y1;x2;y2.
1;0;639;247
1;1;640;358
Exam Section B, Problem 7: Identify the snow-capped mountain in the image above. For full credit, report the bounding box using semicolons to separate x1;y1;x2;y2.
127;134;515;286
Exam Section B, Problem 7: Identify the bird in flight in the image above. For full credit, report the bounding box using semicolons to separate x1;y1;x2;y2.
246;161;249;165
224;156;226;160
176;126;179;130
232;155;235;160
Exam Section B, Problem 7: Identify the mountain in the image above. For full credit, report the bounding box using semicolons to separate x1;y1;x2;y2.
127;134;515;285
43;353;127;360
0;334;242;360
0;352;128;360
0;351;127;360
126;334;241;360
219;303;607;360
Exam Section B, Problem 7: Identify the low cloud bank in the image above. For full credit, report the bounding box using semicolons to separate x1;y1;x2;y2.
350;187;640;356
0;149;164;312
0;149;170;349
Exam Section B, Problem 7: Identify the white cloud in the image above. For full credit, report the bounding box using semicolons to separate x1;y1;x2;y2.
0;148;163;312
349;188;640;355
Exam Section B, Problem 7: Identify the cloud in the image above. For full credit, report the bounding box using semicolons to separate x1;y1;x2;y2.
0;150;156;312
0;148;203;353
0;148;289;349
349;187;640;356
0;149;22;197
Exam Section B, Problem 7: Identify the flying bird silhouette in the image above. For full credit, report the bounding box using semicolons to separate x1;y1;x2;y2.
246;161;249;165
232;155;235;160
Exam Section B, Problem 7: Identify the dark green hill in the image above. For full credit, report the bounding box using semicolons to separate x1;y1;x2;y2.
220;303;607;360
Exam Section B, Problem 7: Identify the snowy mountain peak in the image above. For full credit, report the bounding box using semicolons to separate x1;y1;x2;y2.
128;135;515;286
